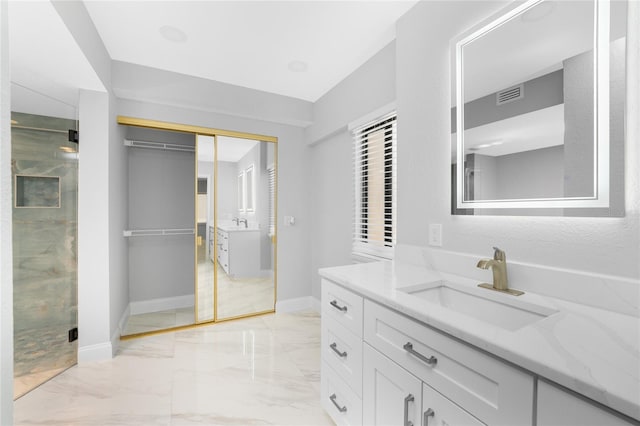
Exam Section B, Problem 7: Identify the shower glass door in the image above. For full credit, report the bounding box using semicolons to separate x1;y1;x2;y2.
11;108;79;399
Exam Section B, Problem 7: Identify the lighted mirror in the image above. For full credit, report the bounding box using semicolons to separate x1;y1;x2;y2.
245;164;255;212
452;0;626;215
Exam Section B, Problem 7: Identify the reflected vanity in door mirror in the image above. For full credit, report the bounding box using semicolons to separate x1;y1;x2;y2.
451;0;627;216
196;134;277;323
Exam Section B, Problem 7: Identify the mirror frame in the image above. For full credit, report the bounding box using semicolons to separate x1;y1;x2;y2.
454;0;610;210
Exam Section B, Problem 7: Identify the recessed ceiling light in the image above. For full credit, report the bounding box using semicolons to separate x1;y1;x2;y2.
159;25;188;43
288;61;308;73
11;119;18;125
59;146;77;153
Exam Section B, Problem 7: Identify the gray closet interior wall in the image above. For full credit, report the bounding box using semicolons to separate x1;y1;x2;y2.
126;127;195;304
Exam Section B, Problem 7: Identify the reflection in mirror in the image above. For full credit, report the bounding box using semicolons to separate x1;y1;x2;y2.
215;137;276;320
245;165;255;212
452;0;626;215
196;135;215;322
196;134;276;323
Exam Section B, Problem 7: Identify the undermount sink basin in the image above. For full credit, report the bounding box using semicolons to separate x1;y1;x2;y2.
401;281;557;331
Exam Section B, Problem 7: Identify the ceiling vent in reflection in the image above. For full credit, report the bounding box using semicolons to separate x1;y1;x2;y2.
496;84;524;105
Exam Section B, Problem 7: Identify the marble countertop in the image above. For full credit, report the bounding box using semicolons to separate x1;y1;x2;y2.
319;260;640;421
213;224;260;232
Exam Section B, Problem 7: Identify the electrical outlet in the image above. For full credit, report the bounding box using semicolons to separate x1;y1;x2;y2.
428;224;442;247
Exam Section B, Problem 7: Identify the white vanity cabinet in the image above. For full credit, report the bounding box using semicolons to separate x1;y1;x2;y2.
321;279;363;426
537;381;637;426
215;227;260;278
364;300;533;425
363;343;487;426
321;278;535;426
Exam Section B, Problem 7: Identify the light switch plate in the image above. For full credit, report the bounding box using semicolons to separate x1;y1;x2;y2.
428;224;442;246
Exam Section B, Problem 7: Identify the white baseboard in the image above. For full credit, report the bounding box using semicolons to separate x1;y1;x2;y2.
118;304;130;335
276;296;317;313
78;341;113;363
129;294;194;315
311;297;321;312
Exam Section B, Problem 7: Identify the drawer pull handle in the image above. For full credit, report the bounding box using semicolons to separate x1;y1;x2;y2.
403;342;437;366
330;300;348;312
404;394;414;426
424;408;435;426
329;393;347;413
329;342;347;358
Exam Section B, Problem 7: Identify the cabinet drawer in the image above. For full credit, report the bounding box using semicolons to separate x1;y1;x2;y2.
423;383;486;426
322;279;363;337
321;361;362;426
364;300;533;426
321;316;363;397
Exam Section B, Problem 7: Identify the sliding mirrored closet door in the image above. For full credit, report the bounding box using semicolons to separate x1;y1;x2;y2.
118;116;277;337
196;135;277;322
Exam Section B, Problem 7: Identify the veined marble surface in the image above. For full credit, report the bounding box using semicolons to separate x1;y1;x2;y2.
15;311;333;425
12;112;79;398
319;260;640;422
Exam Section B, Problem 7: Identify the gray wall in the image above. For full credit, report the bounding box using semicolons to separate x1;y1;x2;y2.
127;127;195;302
307;40;397;300
216;161;237;221
470;145;565;201
0;0;13;421
108;91;128;340
310;131;354;300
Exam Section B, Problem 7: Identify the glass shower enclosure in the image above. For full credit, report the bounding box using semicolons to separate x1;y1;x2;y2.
11;110;79;399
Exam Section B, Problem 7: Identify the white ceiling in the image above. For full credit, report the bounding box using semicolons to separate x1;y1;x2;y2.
8;0;105;118
83;0;418;102
451;104;565;162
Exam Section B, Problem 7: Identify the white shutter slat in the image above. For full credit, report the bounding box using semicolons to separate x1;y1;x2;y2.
352;112;397;260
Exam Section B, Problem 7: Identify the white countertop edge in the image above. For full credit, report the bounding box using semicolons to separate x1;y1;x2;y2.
318;261;640;422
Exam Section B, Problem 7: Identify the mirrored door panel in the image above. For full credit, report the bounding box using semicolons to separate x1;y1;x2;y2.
196;134;215;322
215;136;276;321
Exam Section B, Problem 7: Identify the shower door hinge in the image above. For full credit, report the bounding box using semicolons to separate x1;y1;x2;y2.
68;130;79;143
68;327;78;343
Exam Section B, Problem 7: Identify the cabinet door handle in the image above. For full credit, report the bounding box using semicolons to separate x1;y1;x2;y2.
329;342;347;358
329;393;347;413
404;394;414;426
403;342;437;366
330;300;348;312
424;408;435;426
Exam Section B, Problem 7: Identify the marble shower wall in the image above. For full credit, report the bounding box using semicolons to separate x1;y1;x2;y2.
11;112;78;388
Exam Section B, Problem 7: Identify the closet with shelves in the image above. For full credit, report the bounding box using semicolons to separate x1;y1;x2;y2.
123;126;196;336
118;117;278;337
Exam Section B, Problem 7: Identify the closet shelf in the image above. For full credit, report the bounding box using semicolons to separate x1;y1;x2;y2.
124;139;195;152
123;228;195;237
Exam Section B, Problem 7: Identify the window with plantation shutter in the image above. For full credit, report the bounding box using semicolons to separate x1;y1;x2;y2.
353;111;397;259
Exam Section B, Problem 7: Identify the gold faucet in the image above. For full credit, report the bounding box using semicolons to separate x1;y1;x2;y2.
477;247;524;296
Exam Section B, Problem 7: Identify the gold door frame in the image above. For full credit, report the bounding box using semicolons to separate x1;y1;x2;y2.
118;116;278;340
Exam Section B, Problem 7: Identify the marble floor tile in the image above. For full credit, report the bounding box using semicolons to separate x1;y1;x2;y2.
124;260;275;336
14;310;333;426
